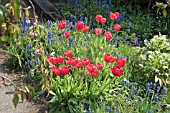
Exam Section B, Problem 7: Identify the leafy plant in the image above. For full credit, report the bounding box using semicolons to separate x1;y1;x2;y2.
132;33;170;86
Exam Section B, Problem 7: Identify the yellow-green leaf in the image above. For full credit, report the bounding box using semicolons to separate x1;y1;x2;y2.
13;93;19;108
162;9;167;18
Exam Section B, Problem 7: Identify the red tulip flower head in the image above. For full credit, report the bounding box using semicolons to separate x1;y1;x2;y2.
95;14;102;22
104;31;112;40
83;26;89;33
104;54;112;63
64;32;70;38
96;63;103;70
116;58;126;68
58;21;66;30
70;58;79;66
76;21;84;32
84;69;90;75
109;12;119;20
47;56;58;65
91;71;98;77
75;62;82;68
87;64;96;72
113;24;121;32
111;66;123;77
64;50;72;57
61;66;70;75
101;17;106;24
52;67;62;76
82;58;90;66
56;56;64;64
94;28;102;35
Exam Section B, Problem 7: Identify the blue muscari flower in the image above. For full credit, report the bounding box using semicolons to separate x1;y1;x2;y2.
133;37;139;46
149;82;153;88
131;86;135;93
70;15;73;20
127;17;131;22
117;13;125;23
20;22;23;28
45;50;49;56
118;109;121;113
148;110;152;113
115;91;119;95
126;81;130;87
26;52;28;57
105;106;111;112
80;16;84;21
154;96;159;102
30;52;34;58
157;86;160;93
124;97;128;103
134;82;137;87
93;23;96;28
53;46;57;50
69;38;75;46
24;26;28;32
48;38;51;44
114;109;116;113
161;86;166;95
113;52;116;56
146;83;150;92
25;60;30;67
74;17;78;23
130;102;132;107
153;83;156;90
27;44;33;50
122;79;125;86
48;31;52;38
136;90;139;95
139;97;143;103
47;20;52;28
86;108;91;113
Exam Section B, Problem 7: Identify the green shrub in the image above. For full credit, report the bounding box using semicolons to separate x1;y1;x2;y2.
132;33;170;86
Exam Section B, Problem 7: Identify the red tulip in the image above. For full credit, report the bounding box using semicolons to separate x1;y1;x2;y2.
101;17;106;24
109;12;119;20
87;64;96;72
91;71;98;77
75;62;82;68
58;21;66;30
110;56;116;62
82;58;90;66
104;54;112;63
116;58;126;67
95;14;102;22
84;69;90;75
64;32;70;38
113;24;121;32
70;58;79;66
52;67;62;76
64;50;72;57
47;56;58;65
110;66;123;77
94;28;102;35
65;58;71;65
83;26;89;33
76;21;84;32
104;31;112;40
61;66;70;75
56;56;64;64
96;63;103;70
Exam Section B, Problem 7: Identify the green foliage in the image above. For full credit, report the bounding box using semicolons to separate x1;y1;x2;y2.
133;33;170;86
153;2;169;18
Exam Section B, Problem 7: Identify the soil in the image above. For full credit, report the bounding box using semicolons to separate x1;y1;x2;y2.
0;45;46;113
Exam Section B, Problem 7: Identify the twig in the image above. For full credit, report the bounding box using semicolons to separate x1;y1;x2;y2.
0;75;17;87
28;0;35;17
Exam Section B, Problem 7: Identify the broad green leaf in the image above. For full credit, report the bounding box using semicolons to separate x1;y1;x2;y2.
1;36;8;42
13;93;19;108
68;97;78;104
20;91;25;102
162;9;167;18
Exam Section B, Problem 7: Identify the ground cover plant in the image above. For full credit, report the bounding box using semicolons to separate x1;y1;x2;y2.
0;0;170;113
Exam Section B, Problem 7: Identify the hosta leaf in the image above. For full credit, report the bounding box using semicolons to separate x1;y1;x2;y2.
13;93;19;108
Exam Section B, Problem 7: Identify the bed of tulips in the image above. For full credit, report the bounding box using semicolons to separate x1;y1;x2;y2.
0;1;170;113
